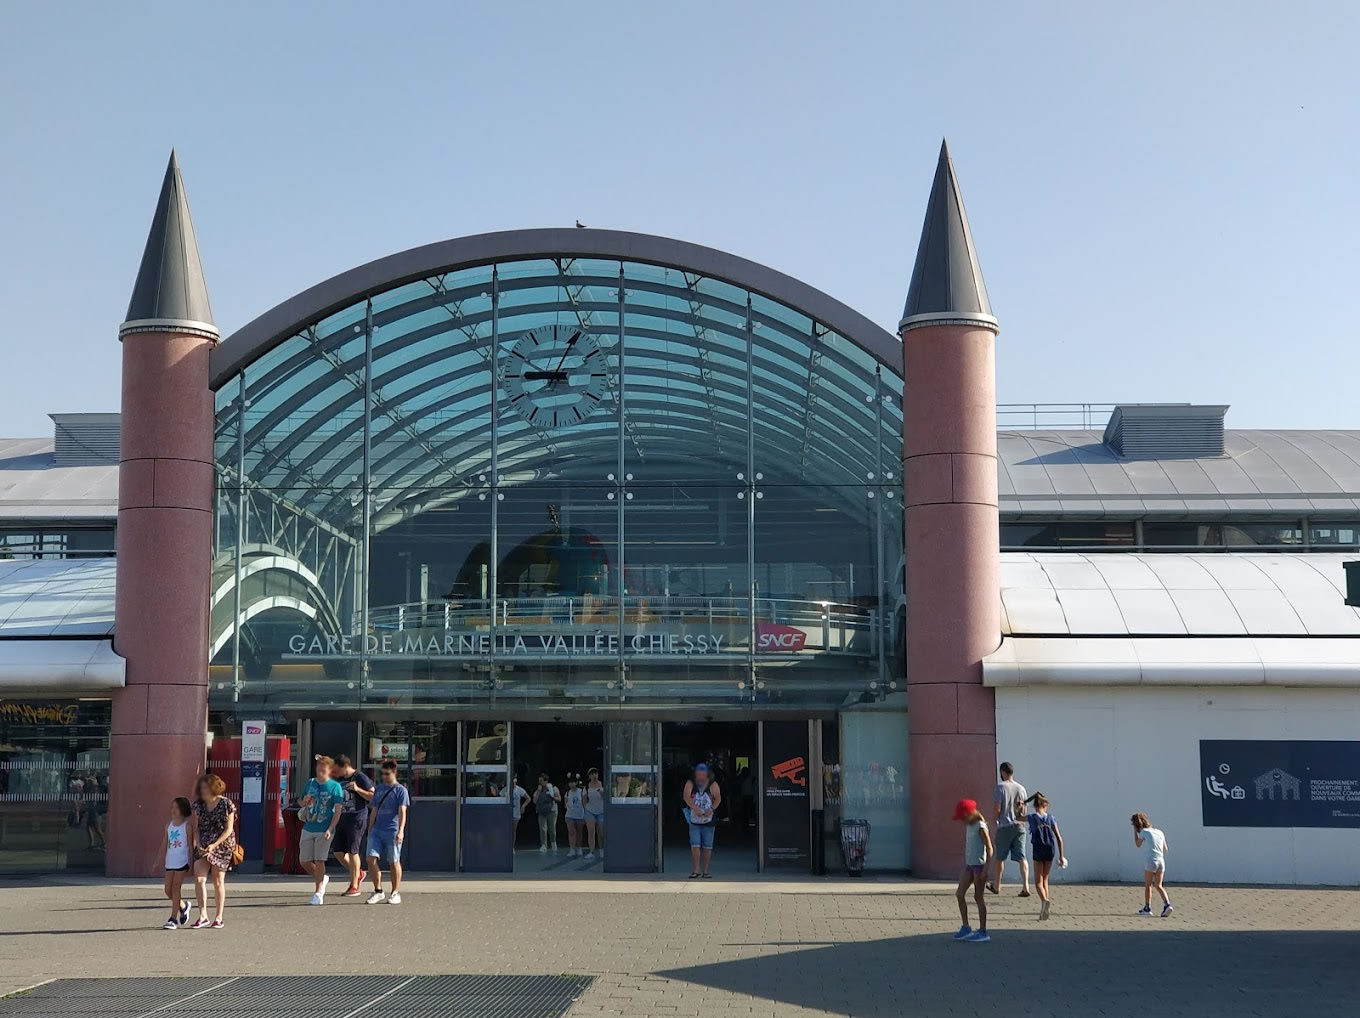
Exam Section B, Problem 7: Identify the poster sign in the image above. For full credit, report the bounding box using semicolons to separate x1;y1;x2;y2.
762;721;810;869
1200;740;1360;828
241;721;266;805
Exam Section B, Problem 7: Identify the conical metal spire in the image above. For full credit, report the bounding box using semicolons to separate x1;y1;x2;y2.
120;151;217;340
899;140;997;334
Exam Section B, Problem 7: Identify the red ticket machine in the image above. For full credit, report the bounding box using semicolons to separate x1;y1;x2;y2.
208;734;291;866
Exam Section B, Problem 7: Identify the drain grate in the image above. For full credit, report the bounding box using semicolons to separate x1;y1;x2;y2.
0;975;593;1018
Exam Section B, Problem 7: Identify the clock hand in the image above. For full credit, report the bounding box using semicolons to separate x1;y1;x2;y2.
550;330;582;378
522;370;569;381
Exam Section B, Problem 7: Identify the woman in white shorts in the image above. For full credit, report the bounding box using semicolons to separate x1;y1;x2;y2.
1132;812;1173;917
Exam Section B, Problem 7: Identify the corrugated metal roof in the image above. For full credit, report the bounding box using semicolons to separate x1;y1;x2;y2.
0;558;116;637
998;430;1360;516
1000;551;1360;637
0;436;118;520
5;424;1360;524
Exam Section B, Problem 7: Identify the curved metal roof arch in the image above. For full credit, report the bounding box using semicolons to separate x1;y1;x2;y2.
210;228;900;389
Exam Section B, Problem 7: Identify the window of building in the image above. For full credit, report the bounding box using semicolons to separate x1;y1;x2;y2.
1000;522;1135;549
1223;523;1304;548
1142;523;1225;549
0;526;115;560
1310;523;1360;547
0;699;111;872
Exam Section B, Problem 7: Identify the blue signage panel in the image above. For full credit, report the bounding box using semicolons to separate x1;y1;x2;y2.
1200;740;1360;828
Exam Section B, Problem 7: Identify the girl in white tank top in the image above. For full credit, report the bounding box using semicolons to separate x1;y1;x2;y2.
161;797;194;929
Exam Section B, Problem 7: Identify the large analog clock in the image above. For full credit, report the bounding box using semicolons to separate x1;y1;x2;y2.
502;324;609;428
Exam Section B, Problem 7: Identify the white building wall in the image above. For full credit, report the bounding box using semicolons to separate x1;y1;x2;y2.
994;685;1360;885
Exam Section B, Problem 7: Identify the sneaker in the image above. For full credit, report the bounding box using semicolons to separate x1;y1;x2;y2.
342;885;361;897
309;892;322;906
952;925;972;940
964;930;991;943
179;901;192;925
162;919;180;930
539;846;547;854
1039;900;1051;921
319;875;330;897
1161;903;1174;918
387;892;402;905
1018;888;1031;898
189;917;212;929
366;890;386;905
211;918;224;929
1137;905;1152;916
985;882;999;894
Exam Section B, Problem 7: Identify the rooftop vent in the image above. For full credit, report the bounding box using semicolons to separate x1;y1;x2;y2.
50;413;121;466
1102;404;1227;459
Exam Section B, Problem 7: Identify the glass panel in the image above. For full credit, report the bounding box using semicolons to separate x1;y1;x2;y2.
1310;522;1360;547
840;707;908;871
608;721;657;802
1141;522;1224;549
1001;522;1136;549
463;721;509;801
0;699;111;872
623;263;749;484
1224;522;1304;548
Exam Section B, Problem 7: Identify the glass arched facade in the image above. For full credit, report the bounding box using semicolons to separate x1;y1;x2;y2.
210;252;904;714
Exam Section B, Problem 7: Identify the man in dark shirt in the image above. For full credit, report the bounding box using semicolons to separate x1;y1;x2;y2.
331;755;375;896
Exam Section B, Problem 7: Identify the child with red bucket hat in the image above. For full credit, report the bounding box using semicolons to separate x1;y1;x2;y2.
953;798;993;943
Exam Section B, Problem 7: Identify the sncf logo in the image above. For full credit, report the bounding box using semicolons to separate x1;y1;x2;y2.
771;756;807;786
244;725;264;735
756;623;806;652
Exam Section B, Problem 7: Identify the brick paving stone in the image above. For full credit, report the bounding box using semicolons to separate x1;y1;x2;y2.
0;876;1356;1016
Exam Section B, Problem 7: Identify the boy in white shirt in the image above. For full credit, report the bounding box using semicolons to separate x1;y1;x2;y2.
1131;812;1173;917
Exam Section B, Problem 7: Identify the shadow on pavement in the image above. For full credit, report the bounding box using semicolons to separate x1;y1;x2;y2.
659;929;1360;1018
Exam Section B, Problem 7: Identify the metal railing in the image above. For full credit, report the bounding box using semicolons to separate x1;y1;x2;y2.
997;403;1117;431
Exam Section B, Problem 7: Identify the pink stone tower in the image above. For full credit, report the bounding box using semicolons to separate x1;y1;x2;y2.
108;152;218;876
900;141;1002;878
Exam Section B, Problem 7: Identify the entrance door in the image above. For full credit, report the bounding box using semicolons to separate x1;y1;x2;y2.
661;721;759;873
511;721;606;874
604;721;659;873
460;721;511;872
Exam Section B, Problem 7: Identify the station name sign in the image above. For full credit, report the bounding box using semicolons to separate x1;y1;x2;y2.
287;631;731;657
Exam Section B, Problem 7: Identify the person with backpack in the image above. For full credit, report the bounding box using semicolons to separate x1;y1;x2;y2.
533;773;561;852
988;761;1032;897
1026;792;1066;920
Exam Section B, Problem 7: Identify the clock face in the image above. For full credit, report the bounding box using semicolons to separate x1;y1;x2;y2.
502;324;609;428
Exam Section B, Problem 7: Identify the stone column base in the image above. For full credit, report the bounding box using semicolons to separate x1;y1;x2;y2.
106;732;207;876
908;732;998;879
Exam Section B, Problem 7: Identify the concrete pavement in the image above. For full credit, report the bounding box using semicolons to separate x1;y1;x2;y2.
1;874;1356;1016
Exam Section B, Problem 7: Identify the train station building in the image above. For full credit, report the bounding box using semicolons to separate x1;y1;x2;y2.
1;145;1357;884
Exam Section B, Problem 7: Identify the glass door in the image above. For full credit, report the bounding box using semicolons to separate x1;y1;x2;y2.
460;721;512;872
604;721;659;873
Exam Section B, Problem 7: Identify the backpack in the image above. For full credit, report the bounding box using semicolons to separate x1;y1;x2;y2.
1031;814;1055;851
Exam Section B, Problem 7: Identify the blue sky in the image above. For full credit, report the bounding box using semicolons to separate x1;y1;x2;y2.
1;3;1356;433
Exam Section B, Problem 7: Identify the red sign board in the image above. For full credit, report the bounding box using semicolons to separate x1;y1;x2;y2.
756;623;807;652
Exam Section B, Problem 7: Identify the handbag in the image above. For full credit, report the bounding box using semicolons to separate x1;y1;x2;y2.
228;798;245;868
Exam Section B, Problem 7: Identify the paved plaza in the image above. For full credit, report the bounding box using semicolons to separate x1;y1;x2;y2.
1;874;1356;1017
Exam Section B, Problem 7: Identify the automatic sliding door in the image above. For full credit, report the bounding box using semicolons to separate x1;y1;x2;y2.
460;721;511;872
604;721;658;873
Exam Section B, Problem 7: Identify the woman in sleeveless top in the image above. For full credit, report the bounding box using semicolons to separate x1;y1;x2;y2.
583;767;606;858
683;763;721;879
189;773;237;929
